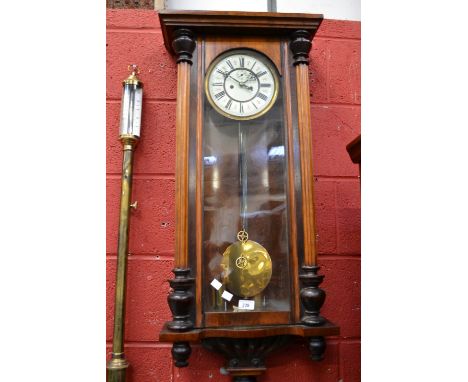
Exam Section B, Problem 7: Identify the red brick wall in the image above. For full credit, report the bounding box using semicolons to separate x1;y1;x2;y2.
106;9;361;382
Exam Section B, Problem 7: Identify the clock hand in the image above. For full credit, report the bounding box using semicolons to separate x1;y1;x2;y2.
241;74;257;83
227;74;242;84
239;83;254;91
227;75;254;91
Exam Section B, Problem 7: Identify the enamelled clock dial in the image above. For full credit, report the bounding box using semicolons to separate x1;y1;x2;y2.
205;50;279;120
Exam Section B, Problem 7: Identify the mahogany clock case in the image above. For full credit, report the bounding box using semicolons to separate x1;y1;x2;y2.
158;10;339;375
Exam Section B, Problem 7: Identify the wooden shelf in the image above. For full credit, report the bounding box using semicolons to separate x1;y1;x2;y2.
159;320;339;342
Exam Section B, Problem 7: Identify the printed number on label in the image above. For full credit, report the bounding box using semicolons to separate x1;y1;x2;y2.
238;300;255;310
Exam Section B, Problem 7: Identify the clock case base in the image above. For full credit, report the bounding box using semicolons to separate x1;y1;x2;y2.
160;321;339;380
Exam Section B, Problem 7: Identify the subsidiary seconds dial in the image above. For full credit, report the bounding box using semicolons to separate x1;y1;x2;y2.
205;51;279;120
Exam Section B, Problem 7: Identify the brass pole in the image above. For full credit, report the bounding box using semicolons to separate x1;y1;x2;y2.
107;135;138;382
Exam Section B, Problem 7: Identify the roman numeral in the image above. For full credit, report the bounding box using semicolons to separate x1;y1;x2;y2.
226;60;234;70
256;71;267;78
212;82;223;86
251;101;258;109
251;61;256;70
239;103;244;114
216;69;227;76
256;93;268;101
225;99;232;110
260;83;272;88
215;90;226;100
239;57;245;67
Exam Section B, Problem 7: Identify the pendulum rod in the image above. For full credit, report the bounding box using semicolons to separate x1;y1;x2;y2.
221;122;273;300
238;122;248;233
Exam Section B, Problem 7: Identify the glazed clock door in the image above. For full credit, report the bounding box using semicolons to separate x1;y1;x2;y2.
202;47;292;326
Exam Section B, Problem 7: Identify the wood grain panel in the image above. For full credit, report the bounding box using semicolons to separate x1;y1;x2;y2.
295;63;318;266
175;61;191;268
195;38;204;326
204;311;290;327
160;321;339;342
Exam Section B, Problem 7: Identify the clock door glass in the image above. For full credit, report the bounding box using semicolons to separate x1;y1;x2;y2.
202;49;291;315
205;51;278;120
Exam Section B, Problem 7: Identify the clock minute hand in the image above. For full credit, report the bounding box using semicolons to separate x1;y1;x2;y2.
227;74;242;84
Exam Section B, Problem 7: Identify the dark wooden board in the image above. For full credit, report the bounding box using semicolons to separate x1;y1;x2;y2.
159;321;339;342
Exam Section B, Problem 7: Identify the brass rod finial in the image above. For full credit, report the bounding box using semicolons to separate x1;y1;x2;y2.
123;64;142;85
128;63;139;75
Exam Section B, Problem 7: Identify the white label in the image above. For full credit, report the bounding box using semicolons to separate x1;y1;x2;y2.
238;300;255;310
210;278;222;291
221;290;233;301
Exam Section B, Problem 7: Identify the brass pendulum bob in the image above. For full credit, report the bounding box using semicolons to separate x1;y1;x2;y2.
221;229;272;298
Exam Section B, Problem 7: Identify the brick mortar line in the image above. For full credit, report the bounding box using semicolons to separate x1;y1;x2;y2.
106;100;360;107
106;30;359;40
106;173;175;179
106;253;362;265
106;98;176;103
107;28;162;33
124;175;356;181
106;341;172;348
337;337;361;343
315;35;361;42
105;254;360;260
319;254;361;260
106;175;358;181
311;102;361;107
106;31;361;40
106;253;174;260
106;99;360;107
314;175;360;181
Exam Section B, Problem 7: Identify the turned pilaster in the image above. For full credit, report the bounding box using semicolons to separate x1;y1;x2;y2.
290;30;317;266
167;28;196;340
173;28;195;269
291;30;326;326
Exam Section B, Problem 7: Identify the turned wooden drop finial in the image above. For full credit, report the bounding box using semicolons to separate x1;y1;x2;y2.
290;30;312;66
172;28;196;64
172;341;192;367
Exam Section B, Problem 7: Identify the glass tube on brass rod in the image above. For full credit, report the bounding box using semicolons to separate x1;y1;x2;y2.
107;64;143;382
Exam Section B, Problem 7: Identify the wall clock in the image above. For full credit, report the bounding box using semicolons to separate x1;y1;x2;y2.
159;10;340;381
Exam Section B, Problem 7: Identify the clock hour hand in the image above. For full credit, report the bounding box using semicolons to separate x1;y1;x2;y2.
227;74;254;91
240;83;254;91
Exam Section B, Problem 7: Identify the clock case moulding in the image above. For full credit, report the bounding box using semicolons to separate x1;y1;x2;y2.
158;10;340;382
